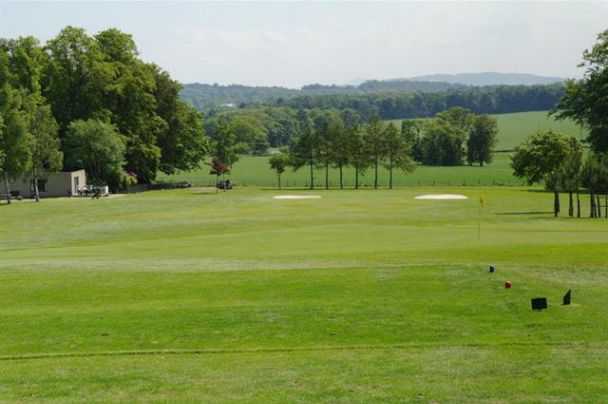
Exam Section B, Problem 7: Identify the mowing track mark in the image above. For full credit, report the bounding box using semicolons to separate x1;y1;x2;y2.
0;341;602;362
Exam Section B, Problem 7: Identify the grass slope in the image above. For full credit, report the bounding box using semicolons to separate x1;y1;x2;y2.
1;187;607;401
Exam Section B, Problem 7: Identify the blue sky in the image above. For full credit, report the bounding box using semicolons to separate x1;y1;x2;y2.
1;1;607;87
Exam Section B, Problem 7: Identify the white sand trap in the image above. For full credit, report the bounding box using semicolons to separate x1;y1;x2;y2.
273;195;322;200
415;194;468;200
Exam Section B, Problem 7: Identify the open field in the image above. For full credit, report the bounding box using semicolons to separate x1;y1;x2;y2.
390;110;586;150
159;111;584;188
1;187;608;401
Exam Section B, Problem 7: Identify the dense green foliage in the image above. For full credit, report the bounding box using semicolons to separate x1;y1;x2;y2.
63;119;127;190
0;27;207;192
1;187;608;401
554;29;608;153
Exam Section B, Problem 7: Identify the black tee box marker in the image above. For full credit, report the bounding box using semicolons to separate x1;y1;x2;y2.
531;297;548;311
563;289;572;305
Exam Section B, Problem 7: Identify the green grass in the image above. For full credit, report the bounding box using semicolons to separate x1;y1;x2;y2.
1;187;607;401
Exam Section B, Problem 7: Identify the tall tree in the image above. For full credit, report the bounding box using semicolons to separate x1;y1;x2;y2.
327;113;349;189
28;103;63;201
0;86;32;204
311;110;335;190
207;116;239;183
418;119;465;166
269;152;289;189
383;122;415;189
153;67;208;174
467;115;498;166
363;116;386;189
289;109;318;189
581;153;608;218
558;137;584;217
553;29;608;153
511;131;572;217
63;119;126;191
348;126;370;190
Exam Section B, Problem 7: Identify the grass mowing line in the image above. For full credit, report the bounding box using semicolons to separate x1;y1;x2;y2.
1;341;602;362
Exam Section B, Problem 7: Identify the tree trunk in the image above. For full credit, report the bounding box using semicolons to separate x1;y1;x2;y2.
3;174;11;205
325;161;329;190
309;160;314;190
605;194;607;219
568;192;573;217
278;174;281;190
576;192;581;218
355;166;359;190
388;157;393;189
597;195;602;218
33;171;40;202
374;158;378;190
480;161;484;167
553;191;560;217
590;192;595;218
339;164;343;190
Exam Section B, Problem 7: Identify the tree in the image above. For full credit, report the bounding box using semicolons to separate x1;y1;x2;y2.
28;103;63;201
207;116;239;186
581;153;608;218
436;107;474;134
312;110;335;190
0;86;32;204
43;27;205;184
153;68;208;174
558;137;584;217
269;152;289;189
511;131;572;217
326;112;349;189
467;115;498;166
63;119;126;191
289;109;319;189
553;29;608;153
418;119;465;166
363;116;386;189
382;122;415;189
401;119;422;162
348;126;370;189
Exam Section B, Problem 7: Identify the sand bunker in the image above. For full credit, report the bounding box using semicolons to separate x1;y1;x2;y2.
415;194;468;200
273;195;322;200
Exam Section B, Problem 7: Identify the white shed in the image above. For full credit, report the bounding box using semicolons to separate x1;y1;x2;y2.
8;170;87;198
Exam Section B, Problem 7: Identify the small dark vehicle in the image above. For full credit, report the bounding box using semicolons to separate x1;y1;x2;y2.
216;179;233;190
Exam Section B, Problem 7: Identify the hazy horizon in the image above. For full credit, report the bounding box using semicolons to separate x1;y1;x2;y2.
1;1;607;88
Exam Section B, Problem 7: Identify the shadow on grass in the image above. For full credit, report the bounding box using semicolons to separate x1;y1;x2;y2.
495;211;554;216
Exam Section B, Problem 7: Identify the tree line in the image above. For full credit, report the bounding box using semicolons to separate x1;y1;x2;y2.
266;107;497;190
180;80;563;114
0;27;207;203
273;84;564;121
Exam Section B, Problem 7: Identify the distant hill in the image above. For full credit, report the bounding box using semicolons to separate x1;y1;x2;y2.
180;73;564;111
409;72;564;86
181;80;465;111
